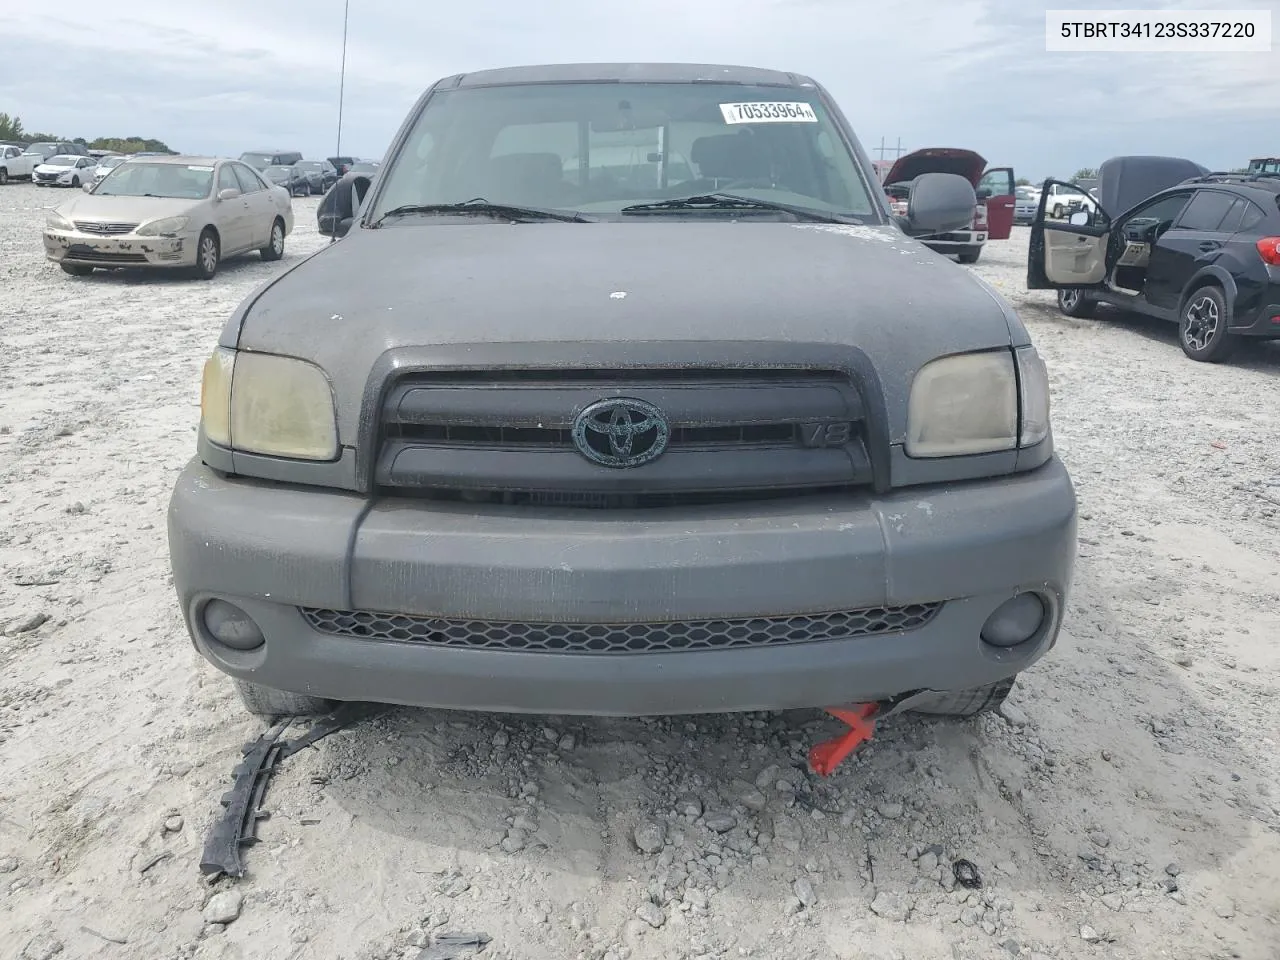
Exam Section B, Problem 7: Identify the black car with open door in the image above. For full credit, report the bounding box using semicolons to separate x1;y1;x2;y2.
1028;156;1280;362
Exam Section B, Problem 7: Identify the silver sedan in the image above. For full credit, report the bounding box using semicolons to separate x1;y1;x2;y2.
43;155;295;280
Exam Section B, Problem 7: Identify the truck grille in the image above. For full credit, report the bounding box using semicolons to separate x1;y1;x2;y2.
374;368;874;507
74;220;138;235
299;603;942;654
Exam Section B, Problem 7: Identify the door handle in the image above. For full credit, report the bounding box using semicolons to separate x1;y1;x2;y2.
1198;241;1220;252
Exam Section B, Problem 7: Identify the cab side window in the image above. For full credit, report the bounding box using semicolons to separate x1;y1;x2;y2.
978;169;1013;198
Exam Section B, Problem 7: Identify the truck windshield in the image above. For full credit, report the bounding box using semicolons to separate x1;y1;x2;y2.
369;81;876;220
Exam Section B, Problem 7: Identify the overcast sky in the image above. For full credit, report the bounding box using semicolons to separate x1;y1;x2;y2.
1;0;1275;180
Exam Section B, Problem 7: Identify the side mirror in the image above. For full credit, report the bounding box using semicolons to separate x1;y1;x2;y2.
82;182;94;193
975;187;992;200
317;172;373;238
1069;211;1090;226
902;172;977;235
217;187;241;201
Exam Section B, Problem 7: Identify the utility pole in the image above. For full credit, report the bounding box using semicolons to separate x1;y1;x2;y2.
873;138;905;182
875;137;905;162
335;0;350;158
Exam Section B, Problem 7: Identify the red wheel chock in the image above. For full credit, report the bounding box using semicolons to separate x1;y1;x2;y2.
807;702;880;776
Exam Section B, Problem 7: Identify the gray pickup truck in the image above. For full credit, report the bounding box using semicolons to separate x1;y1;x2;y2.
168;63;1077;722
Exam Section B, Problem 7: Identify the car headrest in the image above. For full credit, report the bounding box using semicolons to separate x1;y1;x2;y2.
486;152;564;194
690;133;769;180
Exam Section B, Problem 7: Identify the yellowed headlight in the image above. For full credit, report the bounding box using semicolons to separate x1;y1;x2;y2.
199;348;338;460
230;352;338;460
906;351;1018;458
200;347;234;447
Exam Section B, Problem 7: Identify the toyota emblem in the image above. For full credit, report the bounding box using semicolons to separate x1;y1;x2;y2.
571;398;670;468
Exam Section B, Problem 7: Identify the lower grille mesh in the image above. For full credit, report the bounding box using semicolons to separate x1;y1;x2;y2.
298;603;942;654
65;249;147;263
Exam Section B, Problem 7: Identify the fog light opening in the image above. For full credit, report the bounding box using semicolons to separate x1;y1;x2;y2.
980;592;1046;649
202;599;265;651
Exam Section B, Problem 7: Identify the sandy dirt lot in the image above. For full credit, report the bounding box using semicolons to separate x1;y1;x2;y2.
1;183;1278;960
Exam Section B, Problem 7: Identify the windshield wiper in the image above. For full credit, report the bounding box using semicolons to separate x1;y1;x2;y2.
620;193;861;224
371;198;592;226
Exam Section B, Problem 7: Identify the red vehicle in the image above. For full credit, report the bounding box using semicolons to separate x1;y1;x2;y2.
884;148;1016;248
327;155;357;176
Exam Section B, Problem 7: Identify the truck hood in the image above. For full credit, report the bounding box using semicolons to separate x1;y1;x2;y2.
234;221;1018;444
885;148;987;187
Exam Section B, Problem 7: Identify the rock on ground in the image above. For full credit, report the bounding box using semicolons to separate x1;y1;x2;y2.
633;820;666;854
869;891;912;922
202;890;244;925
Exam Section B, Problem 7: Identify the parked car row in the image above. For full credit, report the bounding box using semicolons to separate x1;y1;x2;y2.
235;149;373;197
1;142;165;185
0;140;96;184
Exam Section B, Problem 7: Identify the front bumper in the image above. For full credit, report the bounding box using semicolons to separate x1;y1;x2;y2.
168;457;1077;716
922;230;986;251
43;228;196;268
34;171;79;186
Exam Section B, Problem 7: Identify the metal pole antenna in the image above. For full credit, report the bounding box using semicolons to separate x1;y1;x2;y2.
335;0;349;158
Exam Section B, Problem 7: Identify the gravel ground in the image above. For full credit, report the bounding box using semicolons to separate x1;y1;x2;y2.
1;182;1278;960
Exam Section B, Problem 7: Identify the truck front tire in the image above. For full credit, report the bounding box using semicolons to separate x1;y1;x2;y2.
232;678;336;718
907;677;1015;717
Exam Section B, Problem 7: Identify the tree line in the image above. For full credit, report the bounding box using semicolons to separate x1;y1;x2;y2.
0;112;173;155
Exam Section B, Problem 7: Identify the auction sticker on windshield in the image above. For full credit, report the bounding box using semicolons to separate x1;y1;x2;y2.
720;102;818;124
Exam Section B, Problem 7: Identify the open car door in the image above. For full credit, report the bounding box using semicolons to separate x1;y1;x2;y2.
1027;179;1113;290
977;167;1015;240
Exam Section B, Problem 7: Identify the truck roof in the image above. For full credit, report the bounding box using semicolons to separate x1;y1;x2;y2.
449;62;815;89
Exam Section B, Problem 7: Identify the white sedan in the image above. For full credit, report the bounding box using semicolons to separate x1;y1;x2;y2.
92;154;130;184
43;155;295;280
33;154;99;188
